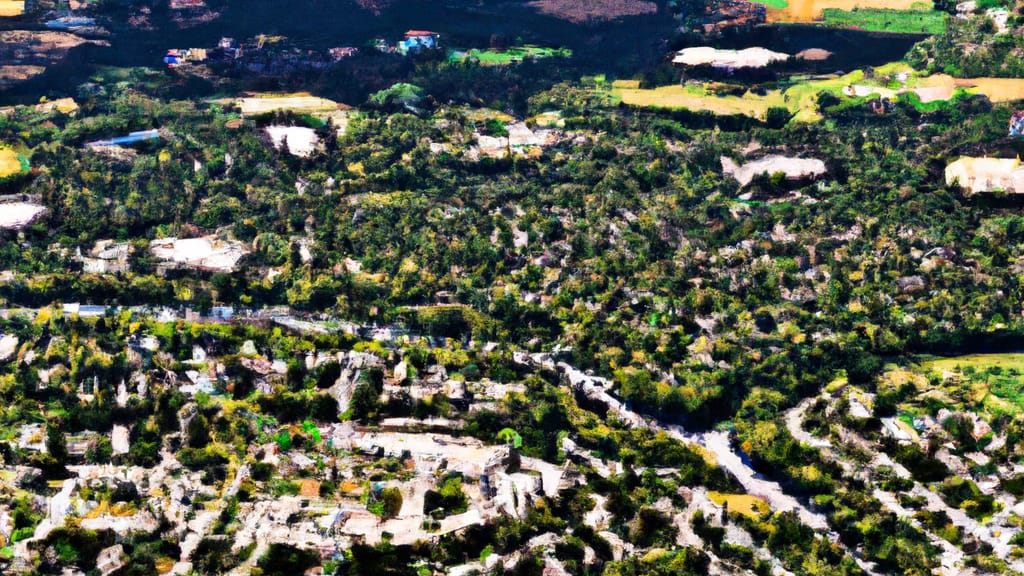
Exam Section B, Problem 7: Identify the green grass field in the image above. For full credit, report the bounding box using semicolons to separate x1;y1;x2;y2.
921;353;1024;375
609;69;865;123
822;8;947;34
747;0;789;9
921;353;1024;415
450;46;571;66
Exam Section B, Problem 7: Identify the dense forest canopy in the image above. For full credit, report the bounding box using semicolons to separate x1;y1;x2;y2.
1;0;1024;574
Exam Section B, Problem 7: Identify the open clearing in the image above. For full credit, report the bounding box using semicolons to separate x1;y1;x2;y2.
921;353;1024;375
610;67;1024;123
610;73;856;122
707;492;770;518
759;0;931;22
450;46;571;66
234;93;342;116
952;77;1024;102
611;82;781;119
0;0;23;16
920;353;1024;415
265;126;319;157
822;7;946;34
0;148;27;178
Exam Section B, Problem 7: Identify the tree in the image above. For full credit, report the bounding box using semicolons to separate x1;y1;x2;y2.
765;107;791;129
348;381;380;423
86;436;113;464
380;487;403;519
186;414;211;449
257;544;319;576
497;428;522;449
46;421;68;466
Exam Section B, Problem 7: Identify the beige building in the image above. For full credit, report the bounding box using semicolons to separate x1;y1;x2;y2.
945;156;1024;195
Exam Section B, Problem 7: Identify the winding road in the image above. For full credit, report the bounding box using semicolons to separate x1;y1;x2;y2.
508;354;882;575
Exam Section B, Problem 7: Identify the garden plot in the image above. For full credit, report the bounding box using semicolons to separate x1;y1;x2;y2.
450;46;571;66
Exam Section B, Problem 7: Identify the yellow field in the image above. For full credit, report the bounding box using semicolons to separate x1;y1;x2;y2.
0;148;25;178
235;92;341;116
154;557;176;574
952;77;1024;103
0;0;24;17
768;0;927;22
708;492;770;518
922;353;1024;374
613;84;782;119
878;366;927;394
609;66;1024;124
611;72;859;122
920;353;1024;416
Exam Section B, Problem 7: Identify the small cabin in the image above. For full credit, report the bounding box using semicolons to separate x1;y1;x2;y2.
400;30;439;54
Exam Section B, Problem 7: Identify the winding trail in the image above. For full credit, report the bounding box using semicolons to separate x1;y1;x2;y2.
508;355;882;575
555;360;832;529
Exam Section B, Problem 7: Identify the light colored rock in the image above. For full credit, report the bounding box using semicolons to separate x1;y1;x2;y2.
674;46;789;68
150;236;249;272
722;155;828;188
0;334;18;361
0;202;46;229
266;126;319;157
110;425;129;455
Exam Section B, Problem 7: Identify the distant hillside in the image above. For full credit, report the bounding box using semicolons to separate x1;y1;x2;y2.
526;0;659;23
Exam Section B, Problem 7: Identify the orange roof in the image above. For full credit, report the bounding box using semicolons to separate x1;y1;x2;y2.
405;30;437;37
299;479;321;498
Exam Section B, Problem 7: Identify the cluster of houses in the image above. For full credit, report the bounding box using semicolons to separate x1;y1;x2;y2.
0;313;595;574
168;0;220;28
1011;111;1024;139
373;30;440;55
165;30;438;74
164;37;240;69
